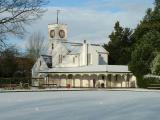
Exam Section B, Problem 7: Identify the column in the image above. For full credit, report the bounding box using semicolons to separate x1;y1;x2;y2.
66;75;68;87
109;75;112;88
73;77;75;88
88;80;90;88
59;75;61;88
112;74;117;88
120;75;123;88
127;74;130;88
65;74;67;87
38;78;40;87
124;75;127;88
106;78;108;88
114;74;117;88
105;74;108;88
80;77;83;88
47;75;49;87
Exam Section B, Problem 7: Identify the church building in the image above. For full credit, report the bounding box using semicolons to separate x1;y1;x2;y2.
32;20;137;88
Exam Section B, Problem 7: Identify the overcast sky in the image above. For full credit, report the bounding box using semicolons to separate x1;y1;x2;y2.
8;0;154;50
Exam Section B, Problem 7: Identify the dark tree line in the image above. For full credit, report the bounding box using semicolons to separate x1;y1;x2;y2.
0;46;34;78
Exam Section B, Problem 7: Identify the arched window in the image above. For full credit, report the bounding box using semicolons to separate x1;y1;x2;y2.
52;43;54;50
102;75;105;80
73;57;75;63
59;54;63;63
40;60;41;66
115;75;118;81
68;74;73;79
108;74;111;81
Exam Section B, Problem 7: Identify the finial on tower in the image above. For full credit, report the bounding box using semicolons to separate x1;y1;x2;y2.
56;10;61;24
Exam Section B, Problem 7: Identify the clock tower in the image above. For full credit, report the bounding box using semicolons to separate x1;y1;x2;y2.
48;23;68;55
48;23;67;41
48;10;68;55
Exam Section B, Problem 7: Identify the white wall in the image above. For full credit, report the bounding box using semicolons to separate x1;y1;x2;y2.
51;42;69;67
79;41;87;66
59;54;80;67
32;56;48;78
98;53;108;65
89;45;98;65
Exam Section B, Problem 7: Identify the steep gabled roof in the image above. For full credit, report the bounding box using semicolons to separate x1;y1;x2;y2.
41;55;52;68
69;45;82;55
61;42;71;51
91;44;109;54
61;42;82;55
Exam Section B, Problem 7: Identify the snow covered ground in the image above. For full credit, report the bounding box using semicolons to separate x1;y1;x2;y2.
0;91;160;120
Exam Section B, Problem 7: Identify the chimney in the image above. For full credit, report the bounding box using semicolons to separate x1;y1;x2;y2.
82;40;87;66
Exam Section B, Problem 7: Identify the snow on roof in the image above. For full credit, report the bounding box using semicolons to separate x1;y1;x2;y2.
107;65;130;73
69;45;82;54
61;42;71;51
40;65;130;73
61;42;82;55
91;45;109;54
61;42;108;55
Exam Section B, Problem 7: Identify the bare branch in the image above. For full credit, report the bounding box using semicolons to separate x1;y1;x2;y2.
0;0;48;49
26;31;47;61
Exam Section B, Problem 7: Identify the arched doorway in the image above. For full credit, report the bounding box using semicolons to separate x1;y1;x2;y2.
67;74;73;88
90;74;98;88
74;74;81;88
82;74;90;88
107;74;112;88
114;74;123;88
53;74;60;87
98;74;106;88
60;74;67;88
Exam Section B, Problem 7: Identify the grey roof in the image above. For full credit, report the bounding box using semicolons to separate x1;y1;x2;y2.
91;45;109;54
69;45;82;54
41;55;52;68
40;65;130;73
61;42;72;51
62;42;82;55
61;42;108;55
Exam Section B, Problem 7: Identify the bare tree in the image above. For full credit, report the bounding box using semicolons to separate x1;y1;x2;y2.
26;31;47;61
0;0;47;49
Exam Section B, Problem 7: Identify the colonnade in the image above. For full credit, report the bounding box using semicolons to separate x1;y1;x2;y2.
35;73;136;88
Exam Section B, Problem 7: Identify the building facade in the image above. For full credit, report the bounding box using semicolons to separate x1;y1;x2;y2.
32;23;137;88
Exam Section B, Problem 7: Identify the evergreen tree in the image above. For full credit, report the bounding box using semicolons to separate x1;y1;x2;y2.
129;31;159;76
129;0;160;87
151;53;160;75
104;21;133;65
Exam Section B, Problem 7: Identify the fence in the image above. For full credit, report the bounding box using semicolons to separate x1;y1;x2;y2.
0;77;31;88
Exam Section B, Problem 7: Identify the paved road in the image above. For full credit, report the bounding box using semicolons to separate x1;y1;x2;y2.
0;91;159;120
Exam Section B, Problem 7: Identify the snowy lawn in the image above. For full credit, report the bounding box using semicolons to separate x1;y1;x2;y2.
0;91;160;120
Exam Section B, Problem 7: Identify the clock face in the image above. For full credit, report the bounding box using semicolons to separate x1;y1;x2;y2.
50;30;55;38
59;30;65;38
